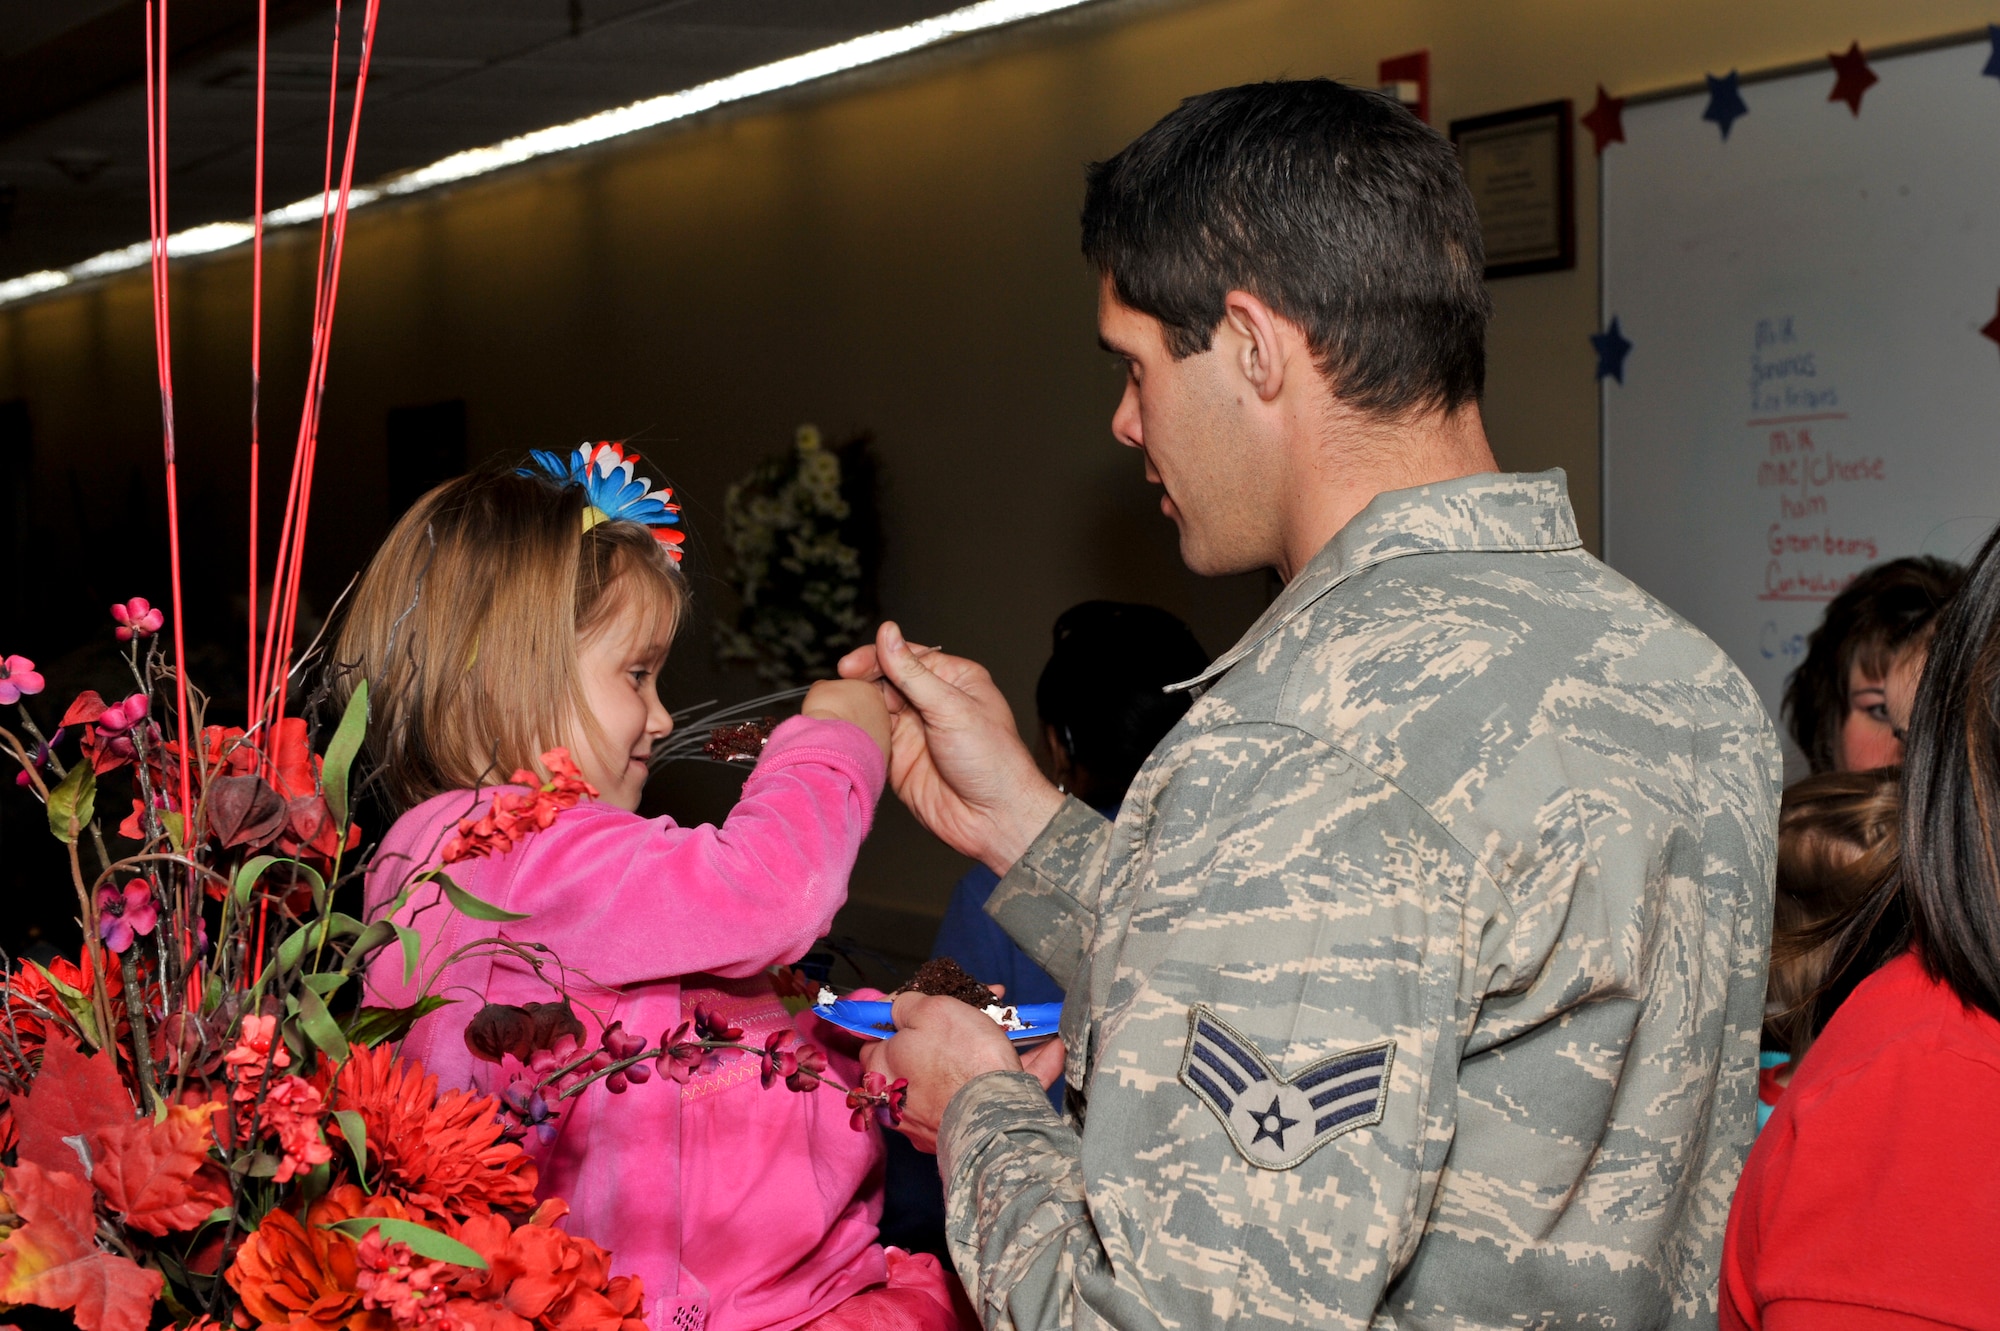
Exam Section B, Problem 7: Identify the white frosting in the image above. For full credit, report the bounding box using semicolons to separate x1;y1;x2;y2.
983;1003;1025;1031
817;985;839;1008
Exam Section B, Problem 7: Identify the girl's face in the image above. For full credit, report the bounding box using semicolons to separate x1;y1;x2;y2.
572;591;675;811
1838;661;1900;771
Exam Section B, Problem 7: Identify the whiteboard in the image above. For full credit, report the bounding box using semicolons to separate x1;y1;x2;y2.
1601;35;2000;738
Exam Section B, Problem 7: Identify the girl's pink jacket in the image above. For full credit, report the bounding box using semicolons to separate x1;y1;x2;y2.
363;717;890;1331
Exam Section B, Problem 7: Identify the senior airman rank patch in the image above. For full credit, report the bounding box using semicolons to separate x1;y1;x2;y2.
1178;1005;1394;1170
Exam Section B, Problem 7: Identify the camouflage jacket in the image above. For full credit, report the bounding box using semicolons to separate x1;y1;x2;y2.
938;471;1781;1330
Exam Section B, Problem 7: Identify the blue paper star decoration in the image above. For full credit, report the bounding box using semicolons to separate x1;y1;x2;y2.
1592;317;1633;383
1703;71;1749;140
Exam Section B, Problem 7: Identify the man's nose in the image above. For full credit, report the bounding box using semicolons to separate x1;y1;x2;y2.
1112;382;1143;450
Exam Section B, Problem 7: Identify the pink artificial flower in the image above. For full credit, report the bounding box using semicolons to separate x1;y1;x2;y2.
600;1020;651;1093
13;727;64;788
496;1056;561;1146
110;598;166;642
692;1003;744;1043
222;1013;291;1101
259;1074;334;1183
761;1030;800;1089
655;1022;708;1085
786;1041;829;1095
95;879;160;954
0;655;43;705
846;1071;909;1131
94;693;151;735
760;1030;830;1093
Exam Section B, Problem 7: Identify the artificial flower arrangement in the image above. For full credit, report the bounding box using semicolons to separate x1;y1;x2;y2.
716;425;879;688
0;604;904;1331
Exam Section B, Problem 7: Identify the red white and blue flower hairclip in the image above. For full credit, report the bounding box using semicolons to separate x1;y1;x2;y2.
520;441;686;564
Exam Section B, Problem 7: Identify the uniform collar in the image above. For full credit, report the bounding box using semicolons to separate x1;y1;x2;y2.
1171;469;1583;693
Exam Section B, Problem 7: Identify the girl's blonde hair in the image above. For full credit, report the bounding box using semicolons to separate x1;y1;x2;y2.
334;465;686;811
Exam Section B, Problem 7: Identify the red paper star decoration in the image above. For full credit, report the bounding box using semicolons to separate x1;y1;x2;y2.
1581;85;1626;155
1828;41;1878;116
1981;288;2000;357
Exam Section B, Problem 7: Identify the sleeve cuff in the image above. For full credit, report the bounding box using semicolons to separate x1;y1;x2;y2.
755;714;889;799
939;1069;1069;1202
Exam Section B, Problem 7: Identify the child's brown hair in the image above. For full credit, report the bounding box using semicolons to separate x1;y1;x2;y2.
1765;768;1899;1057
333;466;685;812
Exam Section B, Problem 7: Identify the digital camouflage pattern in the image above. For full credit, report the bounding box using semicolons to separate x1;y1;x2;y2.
937;471;1781;1330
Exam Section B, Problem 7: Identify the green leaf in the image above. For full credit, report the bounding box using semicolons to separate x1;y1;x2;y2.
161;810;185;853
274;925;312;977
342;920;397;973
296;982;351;1063
436;873;528;923
46;762;95;844
323;912;365;940
342;996;453;1047
322;680;370;829
331;1108;369;1186
321;1217;489;1270
303;972;348;998
397;924;421;985
233;856;282;908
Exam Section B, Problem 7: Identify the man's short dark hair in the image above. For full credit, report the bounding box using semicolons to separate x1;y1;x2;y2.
1081;78;1491;417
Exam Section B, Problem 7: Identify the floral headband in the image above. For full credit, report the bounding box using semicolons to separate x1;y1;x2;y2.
519;442;686;564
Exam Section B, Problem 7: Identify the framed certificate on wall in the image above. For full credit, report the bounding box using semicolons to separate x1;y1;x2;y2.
1450;100;1574;279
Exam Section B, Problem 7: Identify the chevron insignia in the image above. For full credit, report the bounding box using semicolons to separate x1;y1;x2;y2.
1177;1005;1394;1170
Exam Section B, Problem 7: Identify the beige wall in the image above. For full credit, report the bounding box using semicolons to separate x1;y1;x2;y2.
3;0;1990;955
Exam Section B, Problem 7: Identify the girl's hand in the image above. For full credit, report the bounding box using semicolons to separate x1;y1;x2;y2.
803;679;892;760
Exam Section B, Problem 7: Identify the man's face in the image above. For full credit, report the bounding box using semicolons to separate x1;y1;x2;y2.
1097;279;1282;576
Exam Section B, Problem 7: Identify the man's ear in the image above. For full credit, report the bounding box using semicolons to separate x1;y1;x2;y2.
1220;289;1290;404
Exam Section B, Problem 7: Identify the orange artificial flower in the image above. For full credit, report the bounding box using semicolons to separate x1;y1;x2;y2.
225;1186;409;1331
329;1046;536;1221
444;1202;644;1331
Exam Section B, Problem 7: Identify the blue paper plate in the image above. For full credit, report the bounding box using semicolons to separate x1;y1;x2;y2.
812;998;1062;1043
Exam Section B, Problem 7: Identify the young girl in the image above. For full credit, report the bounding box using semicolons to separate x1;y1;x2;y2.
344;449;962;1331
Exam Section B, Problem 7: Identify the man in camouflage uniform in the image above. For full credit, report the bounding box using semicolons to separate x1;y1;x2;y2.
845;80;1779;1329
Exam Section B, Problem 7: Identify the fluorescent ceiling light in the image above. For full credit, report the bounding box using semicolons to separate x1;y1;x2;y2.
0;0;1097;311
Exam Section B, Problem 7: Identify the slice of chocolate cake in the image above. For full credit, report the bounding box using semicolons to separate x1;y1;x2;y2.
895;957;999;1009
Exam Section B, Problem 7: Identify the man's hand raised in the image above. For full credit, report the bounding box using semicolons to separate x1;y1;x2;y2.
840;621;1065;875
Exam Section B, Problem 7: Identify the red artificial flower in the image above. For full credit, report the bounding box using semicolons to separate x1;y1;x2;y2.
223;1014;291;1103
260;1074;335;1184
328;1045;538;1221
442;749;598;864
354;1232;454;1330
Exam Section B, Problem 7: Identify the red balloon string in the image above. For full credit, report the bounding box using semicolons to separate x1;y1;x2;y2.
143;0;198;975
253;0;381;733
248;0;267;725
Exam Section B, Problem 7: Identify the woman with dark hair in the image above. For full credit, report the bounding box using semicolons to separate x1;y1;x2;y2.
1780;556;1962;772
1722;531;2000;1328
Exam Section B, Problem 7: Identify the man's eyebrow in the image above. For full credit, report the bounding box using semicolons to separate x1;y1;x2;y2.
1097;334;1126;356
